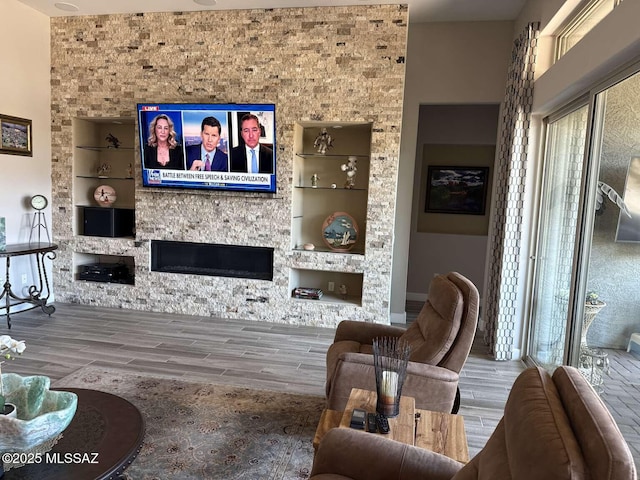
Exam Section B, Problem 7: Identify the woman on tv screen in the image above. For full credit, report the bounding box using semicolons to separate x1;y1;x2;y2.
143;114;185;170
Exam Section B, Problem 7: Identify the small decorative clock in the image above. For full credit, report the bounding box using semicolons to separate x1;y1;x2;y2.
29;194;51;244
30;194;48;211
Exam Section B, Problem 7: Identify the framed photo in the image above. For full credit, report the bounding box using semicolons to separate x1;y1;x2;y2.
0;114;32;156
425;166;489;215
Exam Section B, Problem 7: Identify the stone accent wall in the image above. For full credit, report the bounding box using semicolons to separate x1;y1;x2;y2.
50;5;408;327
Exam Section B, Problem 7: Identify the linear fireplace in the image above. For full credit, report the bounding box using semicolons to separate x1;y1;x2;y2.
151;240;274;281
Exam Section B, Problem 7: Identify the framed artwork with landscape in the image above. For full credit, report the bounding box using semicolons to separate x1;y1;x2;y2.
0;114;32;156
425;166;489;215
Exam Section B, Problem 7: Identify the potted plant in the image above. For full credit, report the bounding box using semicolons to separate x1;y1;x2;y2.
586;291;600;305
0;335;26;417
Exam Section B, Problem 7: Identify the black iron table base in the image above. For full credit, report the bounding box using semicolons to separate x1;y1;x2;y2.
0;242;58;329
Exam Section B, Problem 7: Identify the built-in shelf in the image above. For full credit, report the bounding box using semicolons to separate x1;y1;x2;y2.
291;293;361;306
293;186;367;191
76;146;134;151
295;153;369;159
291;246;366;254
289;121;372;307
72;118;137;285
289;267;363;307
74;252;135;285
76;175;134;180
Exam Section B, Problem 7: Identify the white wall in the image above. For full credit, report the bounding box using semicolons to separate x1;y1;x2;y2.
0;0;51;303
391;21;514;322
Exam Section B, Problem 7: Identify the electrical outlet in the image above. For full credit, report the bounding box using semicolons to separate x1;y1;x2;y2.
21;274;28;284
328;281;335;292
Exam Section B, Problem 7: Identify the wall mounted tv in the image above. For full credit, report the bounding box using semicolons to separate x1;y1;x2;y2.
137;103;276;193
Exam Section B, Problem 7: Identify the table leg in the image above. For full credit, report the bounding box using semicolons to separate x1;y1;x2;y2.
1;250;57;328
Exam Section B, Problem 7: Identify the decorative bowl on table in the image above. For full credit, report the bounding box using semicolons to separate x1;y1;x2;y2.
0;373;78;452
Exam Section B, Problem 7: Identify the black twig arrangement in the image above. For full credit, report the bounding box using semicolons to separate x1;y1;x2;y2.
373;337;411;417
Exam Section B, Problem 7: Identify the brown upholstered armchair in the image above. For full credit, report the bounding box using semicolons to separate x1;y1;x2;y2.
325;272;479;413
311;366;637;480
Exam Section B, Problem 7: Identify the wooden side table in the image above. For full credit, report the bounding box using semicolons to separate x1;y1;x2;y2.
314;388;469;463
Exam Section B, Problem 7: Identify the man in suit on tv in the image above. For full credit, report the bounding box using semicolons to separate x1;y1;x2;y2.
230;113;274;174
186;116;228;171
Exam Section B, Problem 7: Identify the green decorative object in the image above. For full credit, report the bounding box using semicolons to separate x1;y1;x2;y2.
0;374;77;452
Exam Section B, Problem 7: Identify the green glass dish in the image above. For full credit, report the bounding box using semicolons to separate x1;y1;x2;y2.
0;373;78;452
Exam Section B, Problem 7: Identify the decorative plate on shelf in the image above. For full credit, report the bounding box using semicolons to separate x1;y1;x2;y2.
322;211;358;252
94;185;117;207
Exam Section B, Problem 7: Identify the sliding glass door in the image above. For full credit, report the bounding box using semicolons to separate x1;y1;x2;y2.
528;65;640;373
528;104;589;368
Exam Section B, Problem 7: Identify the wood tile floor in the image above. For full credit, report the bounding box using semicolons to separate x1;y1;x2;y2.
3;302;639;469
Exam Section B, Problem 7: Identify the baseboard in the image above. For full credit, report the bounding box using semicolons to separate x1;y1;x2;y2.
406;292;428;302
390;311;406;325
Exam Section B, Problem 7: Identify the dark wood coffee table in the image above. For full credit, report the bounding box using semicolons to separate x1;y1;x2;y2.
2;388;145;480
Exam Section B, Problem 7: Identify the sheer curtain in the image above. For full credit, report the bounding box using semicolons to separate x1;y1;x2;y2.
484;23;540;360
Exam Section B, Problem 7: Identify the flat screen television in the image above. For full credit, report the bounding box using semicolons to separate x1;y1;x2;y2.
137;103;276;193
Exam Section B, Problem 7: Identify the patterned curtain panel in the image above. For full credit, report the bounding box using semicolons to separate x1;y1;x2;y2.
484;23;540;360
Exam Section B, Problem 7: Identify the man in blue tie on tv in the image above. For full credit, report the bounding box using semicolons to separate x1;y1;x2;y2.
186;116;228;171
230;113;274;174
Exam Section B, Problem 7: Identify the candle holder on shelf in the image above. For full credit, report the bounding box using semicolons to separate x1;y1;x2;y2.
373;337;411;418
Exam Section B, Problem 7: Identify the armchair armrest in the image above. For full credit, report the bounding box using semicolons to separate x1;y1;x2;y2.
311;428;462;480
326;353;459;412
334;320;406;344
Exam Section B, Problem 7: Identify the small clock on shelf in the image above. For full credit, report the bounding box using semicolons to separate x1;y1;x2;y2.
30;194;48;211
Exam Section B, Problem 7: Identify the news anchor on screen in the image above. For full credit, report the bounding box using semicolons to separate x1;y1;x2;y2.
143;114;185;170
230;113;273;174
186;116;228;171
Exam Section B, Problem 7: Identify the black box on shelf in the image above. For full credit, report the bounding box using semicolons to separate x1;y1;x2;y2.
83;207;134;237
78;262;132;284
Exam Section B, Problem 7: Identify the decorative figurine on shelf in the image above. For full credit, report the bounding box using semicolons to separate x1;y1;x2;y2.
105;133;121;148
97;162;111;177
311;173;319;188
339;284;348;299
314;128;333;155
94;185;117;207
340;156;357;189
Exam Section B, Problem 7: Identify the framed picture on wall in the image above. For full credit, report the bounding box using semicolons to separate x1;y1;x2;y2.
425;166;489;215
0;114;32;156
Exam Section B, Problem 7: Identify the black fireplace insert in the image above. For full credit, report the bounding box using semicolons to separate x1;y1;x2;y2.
151;240;273;281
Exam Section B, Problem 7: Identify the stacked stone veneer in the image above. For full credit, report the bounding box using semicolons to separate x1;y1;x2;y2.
50;5;408;327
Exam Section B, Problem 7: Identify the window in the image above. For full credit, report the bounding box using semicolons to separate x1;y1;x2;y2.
555;0;623;61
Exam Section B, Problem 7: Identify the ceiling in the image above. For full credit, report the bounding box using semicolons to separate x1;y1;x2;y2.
16;0;527;24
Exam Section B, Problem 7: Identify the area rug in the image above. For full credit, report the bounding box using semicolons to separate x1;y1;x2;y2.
53;367;325;480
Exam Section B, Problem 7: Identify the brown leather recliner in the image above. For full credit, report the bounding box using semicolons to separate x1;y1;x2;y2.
325;271;479;413
311;366;637;480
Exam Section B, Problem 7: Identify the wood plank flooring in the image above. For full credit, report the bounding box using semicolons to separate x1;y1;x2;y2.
3;303;638;469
